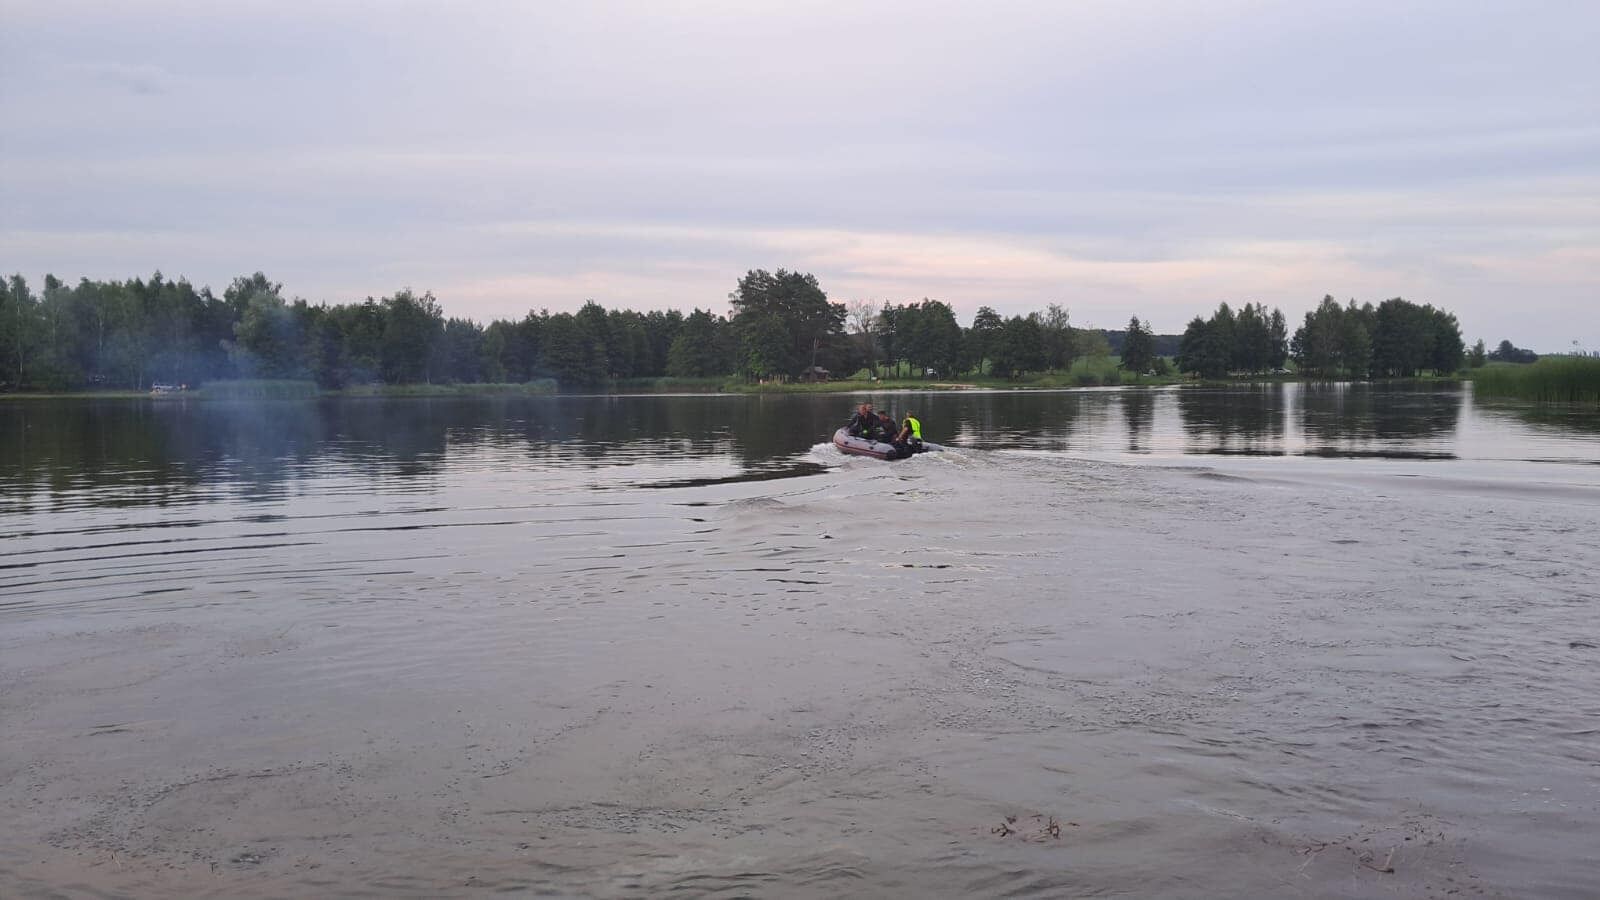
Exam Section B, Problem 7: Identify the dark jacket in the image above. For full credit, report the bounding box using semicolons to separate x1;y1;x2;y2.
846;411;875;438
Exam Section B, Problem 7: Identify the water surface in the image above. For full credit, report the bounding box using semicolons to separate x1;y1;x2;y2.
2;384;1597;898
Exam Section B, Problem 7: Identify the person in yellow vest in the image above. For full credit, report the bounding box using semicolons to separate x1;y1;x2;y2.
896;411;923;451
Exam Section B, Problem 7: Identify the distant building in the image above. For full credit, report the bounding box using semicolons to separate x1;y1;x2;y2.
802;366;831;382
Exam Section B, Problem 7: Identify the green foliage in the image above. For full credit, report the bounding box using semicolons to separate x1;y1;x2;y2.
1120;316;1155;374
1177;302;1289;377
1;271;239;390
379;290;445;383
1472;356;1600;404
1287;296;1462;379
1039;304;1076;372
337;380;557;397
1;275;36;389
1230;302;1278;372
480;314;542;383
1468;339;1488;368
991;314;1045;379
603;309;649;379
666;309;728;377
332;299;387;383
1177;314;1229;378
232;290;304;378
736;313;791;380
0;267;1484;394
540;312;608;385
968;306;1004;374
439;318;485;385
875;299;962;377
730;269;846;378
1427;307;1465;374
1339;306;1372;377
200;379;319;400
1366;298;1463;376
1268;308;1289;370
0;268;729;392
612;376;725;393
1073;327;1111;361
1490;339;1539;364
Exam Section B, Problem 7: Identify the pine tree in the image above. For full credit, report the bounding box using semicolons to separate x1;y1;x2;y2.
1121;316;1155;374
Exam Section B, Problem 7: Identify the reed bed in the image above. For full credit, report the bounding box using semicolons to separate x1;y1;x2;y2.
337;381;558;397
198;379;320;400
1472;357;1600;404
610;377;728;393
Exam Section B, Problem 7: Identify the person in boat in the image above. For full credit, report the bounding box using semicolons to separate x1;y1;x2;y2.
876;409;911;457
846;403;878;438
878;409;902;443
897;411;923;451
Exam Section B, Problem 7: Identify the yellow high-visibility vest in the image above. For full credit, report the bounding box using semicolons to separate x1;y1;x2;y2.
906;416;922;439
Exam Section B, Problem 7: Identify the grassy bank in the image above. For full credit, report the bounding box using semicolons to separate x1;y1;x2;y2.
8;363;1488;401
3;381;561;400
1470;357;1600;404
192;380;559;399
199;379;320;400
333;380;558;397
610;377;729;393
0;390;159;401
721;356;1188;393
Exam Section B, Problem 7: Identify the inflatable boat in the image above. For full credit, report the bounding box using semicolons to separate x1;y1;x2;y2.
831;428;941;460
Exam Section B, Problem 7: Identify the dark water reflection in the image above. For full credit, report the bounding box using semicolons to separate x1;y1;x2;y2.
2;384;1597;513
1121;389;1155;453
1178;384;1287;454
1300;381;1463;443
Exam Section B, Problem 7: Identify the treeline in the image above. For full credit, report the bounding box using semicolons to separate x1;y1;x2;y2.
1483;339;1539;365
1283;295;1464;378
871;302;1114;379
1175;297;1472;379
0;267;1480;391
0;271;725;390
0;268;1124;390
1177;303;1292;377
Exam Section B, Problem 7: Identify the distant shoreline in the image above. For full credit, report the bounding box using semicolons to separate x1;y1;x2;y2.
2;373;1483;402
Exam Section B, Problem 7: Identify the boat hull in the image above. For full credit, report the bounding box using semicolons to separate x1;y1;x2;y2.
833;428;901;459
831;428;941;460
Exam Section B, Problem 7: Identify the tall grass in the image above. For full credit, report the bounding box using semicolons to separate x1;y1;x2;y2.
611;377;727;393
199;380;562;399
199;379;319;400
337;381;558;397
1472;356;1600;404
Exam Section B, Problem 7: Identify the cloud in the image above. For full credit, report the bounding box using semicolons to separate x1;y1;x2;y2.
67;61;175;96
0;0;1596;350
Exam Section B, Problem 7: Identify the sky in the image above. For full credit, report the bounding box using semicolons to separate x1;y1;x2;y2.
1;0;1596;351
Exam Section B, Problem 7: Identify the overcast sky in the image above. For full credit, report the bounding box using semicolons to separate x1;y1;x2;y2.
2;0;1595;350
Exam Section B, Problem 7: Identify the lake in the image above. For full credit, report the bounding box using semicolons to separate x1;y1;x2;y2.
2;384;1598;898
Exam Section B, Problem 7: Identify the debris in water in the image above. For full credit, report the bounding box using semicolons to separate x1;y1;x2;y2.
1359;846;1397;874
992;814;1068;841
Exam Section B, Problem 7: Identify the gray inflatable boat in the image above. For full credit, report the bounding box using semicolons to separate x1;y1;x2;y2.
831;428;941;460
